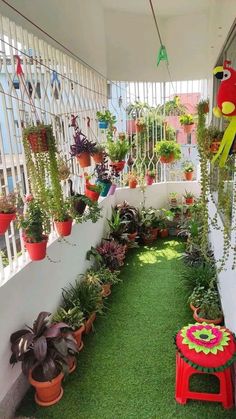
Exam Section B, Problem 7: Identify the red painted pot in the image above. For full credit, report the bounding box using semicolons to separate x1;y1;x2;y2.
110;160;125;172
129;179;137;189
28;129;49;153
183;124;194;134
146;176;154;186
160;229;168;238
0;212;16;235
185;197;194;205
184;171;193;181
92;152;103;164
29;370;64;407
54;219;72;236
73;324;85;351
76;152;91;168
25;237;48;261
85;186;100;202
85;312;96;334
160;154;175;164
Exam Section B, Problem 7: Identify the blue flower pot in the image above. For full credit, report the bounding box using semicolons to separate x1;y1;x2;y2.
98;121;108;129
97;180;111;197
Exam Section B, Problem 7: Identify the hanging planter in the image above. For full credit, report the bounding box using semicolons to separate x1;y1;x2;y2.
179;114;195;135
85;184;101;202
110;160;126;172
155;141;181;164
24;126;50;153
160;154;175;164
85;312;96;334
129;177;137;189
183;124;194;134
25;237;48;261
76;152;91;168
54;219;73;237
0;193;17;235
92;152;104;164
184;171;193;181
97;110;116;130
96;180;112;197
70;129;96;168
0;212;16;235
145;171;155;186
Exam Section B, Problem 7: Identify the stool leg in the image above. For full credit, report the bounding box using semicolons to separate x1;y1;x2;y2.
175;354;187;404
220;369;233;409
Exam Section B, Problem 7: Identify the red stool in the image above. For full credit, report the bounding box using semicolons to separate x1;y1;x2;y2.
175;323;236;409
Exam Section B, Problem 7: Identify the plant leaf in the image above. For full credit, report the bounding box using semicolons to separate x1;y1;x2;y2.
44;322;70;338
33;312;51;335
33;335;47;362
10;329;30;344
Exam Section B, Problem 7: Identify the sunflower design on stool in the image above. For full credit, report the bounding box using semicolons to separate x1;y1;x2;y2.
175;323;236;408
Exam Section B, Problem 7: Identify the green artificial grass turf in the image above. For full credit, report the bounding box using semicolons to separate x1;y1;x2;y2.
16;239;236;418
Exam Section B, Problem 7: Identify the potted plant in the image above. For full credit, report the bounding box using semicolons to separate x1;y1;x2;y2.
115;201;140;241
158;209;173;238
23;124;53;153
188;286;206;312
197;99;209;115
182;161;194;181
70;129;96;168
97;266;120;297
94;162;112;197
155;140;181;164
0;192;16;235
106;139;130;172
96;110;116;130
92;143;105;164
62;278;103;334
128;173;138;189
96;239;126;271
52;306;85;353
193;288;223;325
19;196;49;261
49;196;73;237
9;312;77;406
136;117;146;133
179;114;195;134
107;209;128;243
145;170;156;186
139;207;156;244
169;192;178;207
184;190;194;205
84;175;102;202
206;126;224;154
170;205;182;221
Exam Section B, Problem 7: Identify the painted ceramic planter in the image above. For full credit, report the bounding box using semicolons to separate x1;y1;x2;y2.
0;212;16;235
25;237;48;261
54;219;72;237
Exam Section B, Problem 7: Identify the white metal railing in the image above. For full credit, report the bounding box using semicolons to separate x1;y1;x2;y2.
0;12;107;283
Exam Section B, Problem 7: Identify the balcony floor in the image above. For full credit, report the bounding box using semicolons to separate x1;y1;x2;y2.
16;239;234;418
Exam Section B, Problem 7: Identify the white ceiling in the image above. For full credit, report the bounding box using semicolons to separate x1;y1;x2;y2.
101;0;210;17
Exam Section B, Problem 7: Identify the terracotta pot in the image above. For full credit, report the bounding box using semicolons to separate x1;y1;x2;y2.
183;124;194;134
146;176;154;186
108;184;117;196
142;233;153;244
54;219;72;237
128;231;138;241
190;302;197;312
85;312;96;334
184;171;193;181
129;179;137;189
151;228;159;241
110;160;125;173
29;370;64;407
160;154;175;164
210;141;221;154
85;186;100;202
160;229;168;238
193;308;223;325
0;212;16;235
92;152;103;164
28;129;49;153
67;355;77;373
76;152;91;168
25;237;48;261
101;283;112;297
73;324;85;351
185;197;194;205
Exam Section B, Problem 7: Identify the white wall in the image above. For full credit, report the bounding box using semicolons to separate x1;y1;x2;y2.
1;0;107;75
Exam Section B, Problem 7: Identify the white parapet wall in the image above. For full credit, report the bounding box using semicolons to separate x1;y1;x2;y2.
0;181;200;417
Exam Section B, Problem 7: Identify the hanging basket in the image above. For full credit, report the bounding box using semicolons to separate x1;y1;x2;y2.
110;160;125;172
183;124;194;134
160;154;175;164
0;212;16;235
98;121;108;129
54;219;72;237
27;129;49;153
92;152;103;164
97;180;111;197
25;237;48;261
76;152;91;168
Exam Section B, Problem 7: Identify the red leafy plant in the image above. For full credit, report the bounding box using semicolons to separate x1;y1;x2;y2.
96;240;126;271
9;311;78;381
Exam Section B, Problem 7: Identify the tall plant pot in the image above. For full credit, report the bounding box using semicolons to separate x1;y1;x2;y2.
29;370;64;407
76;152;91;168
55;219;72;237
193;308;223;325
108;184;117;196
110;160;125;173
25;237;48;261
160;154;175;164
27;129;49;153
184;171;193;181
85;312;96;334
183;124;194;134
0;212;16;235
85;186;100;202
73;324;85;351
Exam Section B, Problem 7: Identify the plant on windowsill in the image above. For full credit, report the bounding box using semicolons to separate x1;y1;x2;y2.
155;140;181;164
18;195;50;261
193;288;223;325
184;190;194;205
70;129;96;168
62;278;103;334
106;138;130;173
9;311;78;406
52;306;85;352
0;192;16;235
182;160;194;181
96;110;116;130
179;114;195;134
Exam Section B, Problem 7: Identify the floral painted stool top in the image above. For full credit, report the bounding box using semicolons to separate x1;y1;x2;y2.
175;323;236;372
